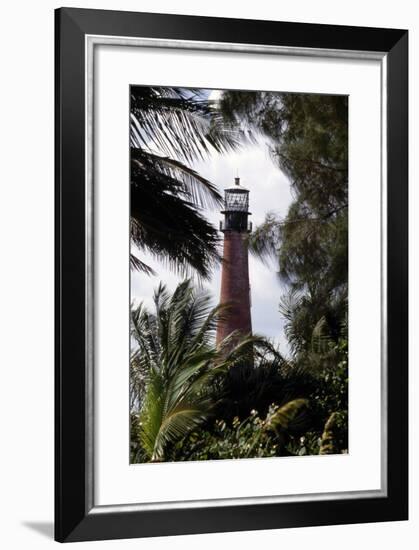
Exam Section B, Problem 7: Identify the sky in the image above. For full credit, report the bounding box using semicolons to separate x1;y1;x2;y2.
131;90;295;356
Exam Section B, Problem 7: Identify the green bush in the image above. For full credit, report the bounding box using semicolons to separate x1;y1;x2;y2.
168;399;309;461
170;413;278;461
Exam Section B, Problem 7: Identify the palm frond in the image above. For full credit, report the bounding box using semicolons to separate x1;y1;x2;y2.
265;398;309;434
129;86;241;278
129;252;156;275
311;316;332;354
319;412;338;455
152;401;210;462
131;280;268;462
130;159;221;279
131;149;222;210
130;87;240;163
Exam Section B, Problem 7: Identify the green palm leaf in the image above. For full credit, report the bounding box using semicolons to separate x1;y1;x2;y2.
151;401;209;462
129;87;242;277
131;280;254;462
265;398;309;434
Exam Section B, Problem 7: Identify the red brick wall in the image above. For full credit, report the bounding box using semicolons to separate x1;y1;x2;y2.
216;230;252;346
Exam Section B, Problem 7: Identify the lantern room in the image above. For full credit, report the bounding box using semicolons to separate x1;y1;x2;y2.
220;177;252;233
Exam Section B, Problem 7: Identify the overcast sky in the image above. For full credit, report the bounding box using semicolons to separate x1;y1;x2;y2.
131;90;294;356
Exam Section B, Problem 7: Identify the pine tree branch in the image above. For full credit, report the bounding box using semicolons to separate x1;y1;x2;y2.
273;150;347;174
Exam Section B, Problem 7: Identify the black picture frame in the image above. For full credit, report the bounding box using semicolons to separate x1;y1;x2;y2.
55;7;408;543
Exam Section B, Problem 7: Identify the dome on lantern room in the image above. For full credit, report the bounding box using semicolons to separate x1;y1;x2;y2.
224;177;249;193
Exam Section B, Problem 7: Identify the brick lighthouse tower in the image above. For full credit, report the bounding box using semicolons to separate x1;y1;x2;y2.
216;177;252;346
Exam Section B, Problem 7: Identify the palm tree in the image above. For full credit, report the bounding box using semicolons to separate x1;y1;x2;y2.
130;87;239;278
130;279;255;462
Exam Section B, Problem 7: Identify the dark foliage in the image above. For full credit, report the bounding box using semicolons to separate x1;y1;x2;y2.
210;359;316;425
130;87;239;278
131;149;221;278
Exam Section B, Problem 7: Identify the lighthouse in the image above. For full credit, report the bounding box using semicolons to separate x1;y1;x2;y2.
216;177;252;346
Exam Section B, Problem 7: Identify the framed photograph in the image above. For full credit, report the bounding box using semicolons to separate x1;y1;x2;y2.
55;7;408;542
